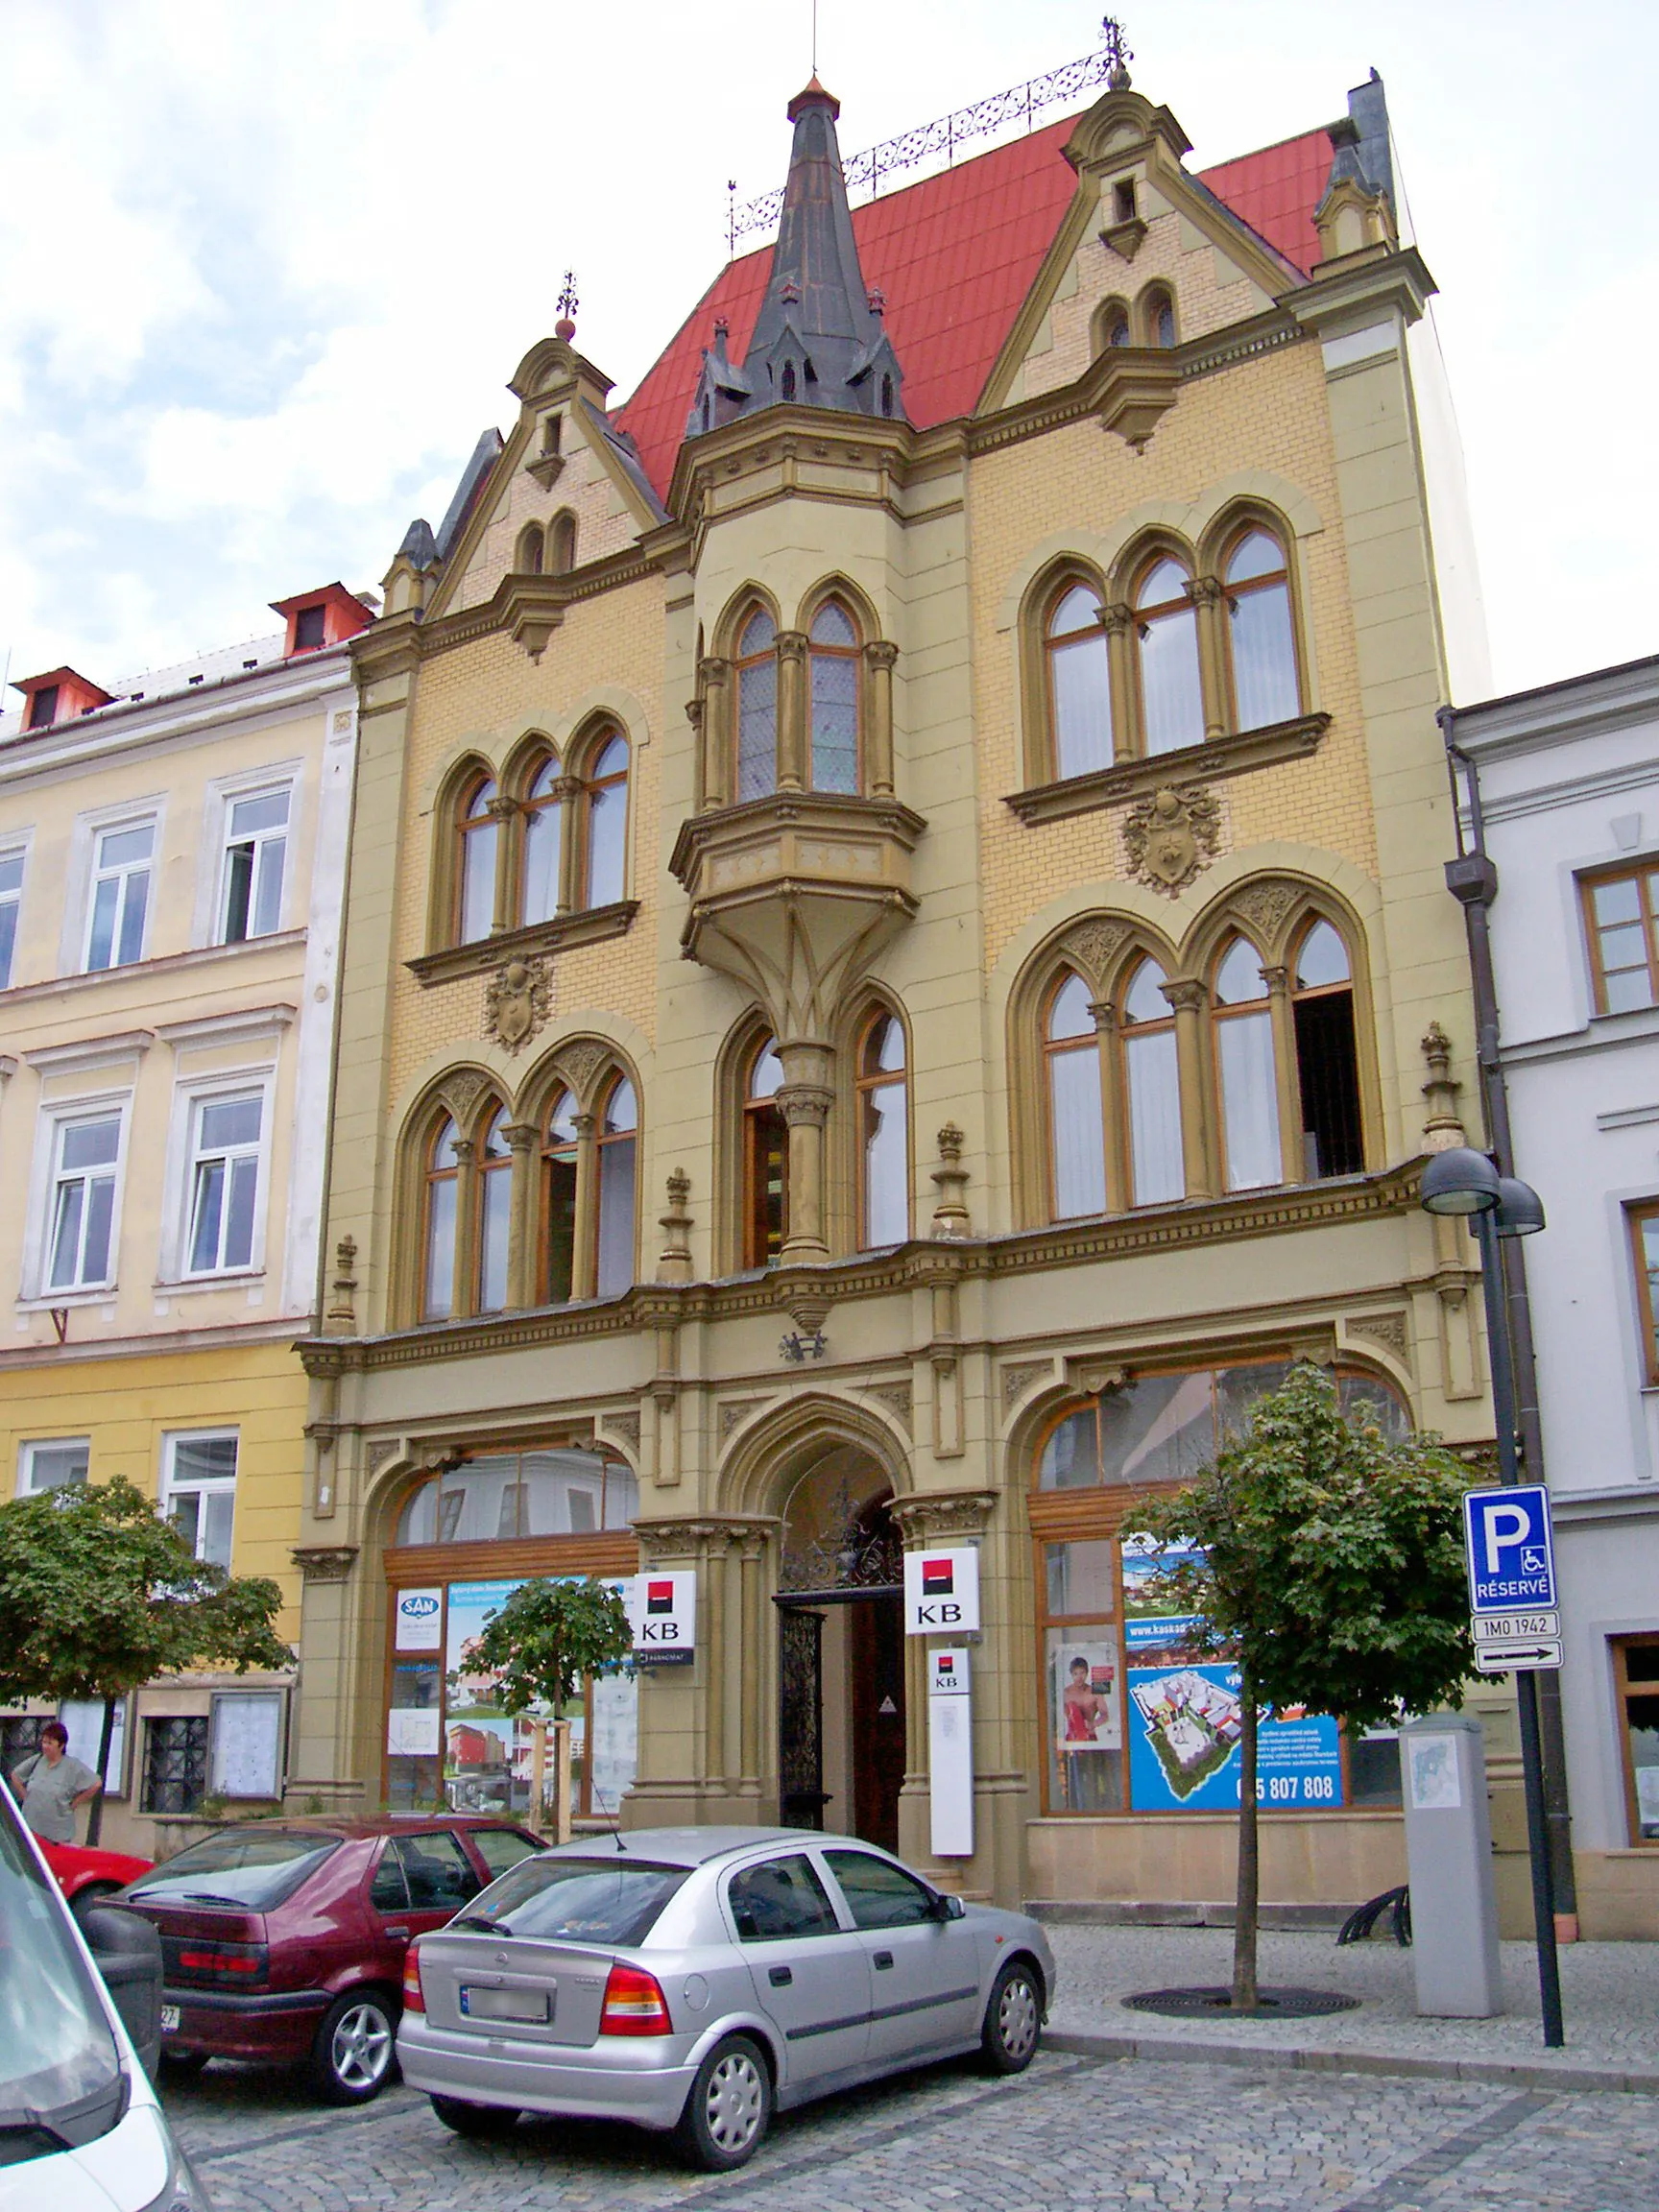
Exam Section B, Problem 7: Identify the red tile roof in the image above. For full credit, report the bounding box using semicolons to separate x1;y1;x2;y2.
614;114;1334;503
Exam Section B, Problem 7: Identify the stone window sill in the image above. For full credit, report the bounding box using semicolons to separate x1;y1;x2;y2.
1005;711;1330;825
408;901;638;986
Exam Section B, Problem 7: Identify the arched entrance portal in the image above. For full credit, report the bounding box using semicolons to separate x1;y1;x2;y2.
775;1445;905;1849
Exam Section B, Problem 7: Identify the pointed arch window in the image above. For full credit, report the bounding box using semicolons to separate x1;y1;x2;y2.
456;776;499;943
1045;970;1106;1220
1134;558;1204;756
581;732;629;908
1213;936;1282;1190
735;609;779;802
742;1037;788;1267
1046;582;1113;779
857;1013;908;1247
422;1118;461;1321
808;599;860;794
1291;919;1362;1178
541;1090;580;1304
520;755;563;926
476;1107;513;1314
1224;528;1299;731
1119;957;1184;1206
594;1075;637;1299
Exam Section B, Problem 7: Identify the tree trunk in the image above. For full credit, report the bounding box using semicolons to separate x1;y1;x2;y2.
1231;1670;1260;2012
85;1696;116;1847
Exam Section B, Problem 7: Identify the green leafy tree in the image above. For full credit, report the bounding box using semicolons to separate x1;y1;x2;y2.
469;1577;635;1717
0;1476;290;1842
1124;1363;1475;2011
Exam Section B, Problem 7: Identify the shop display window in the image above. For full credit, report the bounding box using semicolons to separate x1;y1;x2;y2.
1031;1361;1407;1817
1613;1635;1659;1843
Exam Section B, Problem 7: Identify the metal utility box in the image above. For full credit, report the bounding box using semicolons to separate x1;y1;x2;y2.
1400;1713;1503;2017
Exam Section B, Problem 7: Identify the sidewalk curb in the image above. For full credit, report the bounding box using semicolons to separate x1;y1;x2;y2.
1045;2028;1659;2098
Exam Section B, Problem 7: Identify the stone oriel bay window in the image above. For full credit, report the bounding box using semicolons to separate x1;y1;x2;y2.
1010;506;1323;825
1028;1360;1409;1818
694;579;898;810
1011;880;1378;1230
400;1046;642;1327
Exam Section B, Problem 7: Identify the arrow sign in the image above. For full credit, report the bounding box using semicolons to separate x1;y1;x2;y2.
1473;1640;1562;1674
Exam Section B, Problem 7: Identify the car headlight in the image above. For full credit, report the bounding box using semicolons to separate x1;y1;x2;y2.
138;2132;212;2212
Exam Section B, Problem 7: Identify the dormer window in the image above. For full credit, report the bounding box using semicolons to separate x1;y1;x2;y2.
1114;179;1137;224
27;685;59;731
270;585;373;659
781;362;797;403
293;605;326;651
541;414;562;456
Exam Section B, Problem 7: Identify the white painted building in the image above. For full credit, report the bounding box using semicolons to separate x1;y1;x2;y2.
1449;653;1659;1937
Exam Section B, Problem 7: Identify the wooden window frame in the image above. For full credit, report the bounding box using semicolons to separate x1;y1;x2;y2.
1116;955;1179;1210
1612;1632;1659;1846
741;1034;789;1269
575;728;630;912
540;1089;581;1307
517;749;564;927
854;1007;909;1251
1129;550;1204;756
453;771;501;946
733;606;781;802
1580;862;1659;1016
1043;968;1108;1224
805;597;865;796
592;1070;639;1299
1627;1203;1659;1386
1217;524;1303;732
1286;918;1363;1182
1043;579;1113;782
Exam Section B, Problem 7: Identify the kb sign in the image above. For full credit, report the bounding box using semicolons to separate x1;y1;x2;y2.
627;1571;696;1665
902;1547;981;1636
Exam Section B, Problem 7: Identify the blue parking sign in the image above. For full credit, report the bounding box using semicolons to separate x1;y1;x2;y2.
1463;1485;1556;1613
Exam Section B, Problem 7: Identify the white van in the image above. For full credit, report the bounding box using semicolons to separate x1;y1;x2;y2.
0;1780;207;2211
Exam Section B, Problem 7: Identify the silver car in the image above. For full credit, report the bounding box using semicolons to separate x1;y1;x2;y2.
397;1826;1055;2172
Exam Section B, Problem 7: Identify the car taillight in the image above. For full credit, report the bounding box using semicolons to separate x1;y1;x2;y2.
402;1947;425;2014
175;1942;269;1988
599;1961;671;2036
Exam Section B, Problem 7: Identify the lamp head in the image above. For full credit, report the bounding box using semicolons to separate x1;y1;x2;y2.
1494;1176;1546;1238
1419;1145;1502;1216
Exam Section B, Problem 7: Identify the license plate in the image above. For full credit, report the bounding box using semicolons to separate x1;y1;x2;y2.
459;1984;549;2024
159;2005;181;2034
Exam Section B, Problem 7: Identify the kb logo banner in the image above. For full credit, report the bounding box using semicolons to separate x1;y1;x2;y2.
626;1571;697;1665
903;1546;981;1636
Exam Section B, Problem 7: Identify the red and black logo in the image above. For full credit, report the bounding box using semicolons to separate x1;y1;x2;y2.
921;1557;954;1596
646;1579;674;1614
935;1654;956;1680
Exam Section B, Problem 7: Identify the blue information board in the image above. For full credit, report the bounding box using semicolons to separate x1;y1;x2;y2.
1125;1663;1344;1812
1463;1485;1556;1613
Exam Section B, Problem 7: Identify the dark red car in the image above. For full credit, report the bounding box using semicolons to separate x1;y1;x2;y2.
120;1814;544;2102
39;1836;155;1921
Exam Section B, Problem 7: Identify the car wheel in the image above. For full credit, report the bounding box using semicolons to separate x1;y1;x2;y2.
309;1989;398;2104
70;1882;122;1927
157;2050;210;2080
980;1958;1042;2075
672;2033;772;2173
430;2094;521;2139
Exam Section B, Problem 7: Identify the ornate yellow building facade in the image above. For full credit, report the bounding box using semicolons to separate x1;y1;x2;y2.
296;64;1539;1920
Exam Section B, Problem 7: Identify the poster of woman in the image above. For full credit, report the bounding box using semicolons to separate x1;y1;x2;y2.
1048;1637;1120;1811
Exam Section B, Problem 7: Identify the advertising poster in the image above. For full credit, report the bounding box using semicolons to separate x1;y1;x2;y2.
1126;1664;1344;1811
445;1577;524;1813
1047;1634;1119;1813
1119;1534;1210;1653
394;1587;444;1651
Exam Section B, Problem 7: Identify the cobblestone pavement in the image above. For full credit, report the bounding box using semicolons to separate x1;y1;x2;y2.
1045;1928;1659;2077
166;2048;1659;2211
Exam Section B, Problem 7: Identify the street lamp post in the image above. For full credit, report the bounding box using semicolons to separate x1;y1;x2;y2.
1421;1147;1564;2048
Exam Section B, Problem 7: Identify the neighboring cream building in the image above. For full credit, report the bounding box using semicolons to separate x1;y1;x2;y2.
295;60;1531;1920
0;586;368;1856
1446;653;1659;1937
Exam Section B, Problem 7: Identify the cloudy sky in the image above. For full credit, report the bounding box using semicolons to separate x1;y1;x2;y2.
1;0;1651;699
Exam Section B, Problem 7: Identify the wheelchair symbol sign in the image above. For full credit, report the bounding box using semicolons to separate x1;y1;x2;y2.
1463;1485;1557;1614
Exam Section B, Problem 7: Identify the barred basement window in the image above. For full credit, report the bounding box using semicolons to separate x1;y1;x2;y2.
143;1716;209;1815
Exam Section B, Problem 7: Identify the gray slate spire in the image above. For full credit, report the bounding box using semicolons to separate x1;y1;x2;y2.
686;80;904;440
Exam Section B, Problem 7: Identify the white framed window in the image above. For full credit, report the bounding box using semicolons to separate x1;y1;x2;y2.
83;817;155;973
184;1092;263;1275
0;844;24;990
219;786;290;944
18;1437;89;1496
46;1112;123;1288
161;1431;238;1570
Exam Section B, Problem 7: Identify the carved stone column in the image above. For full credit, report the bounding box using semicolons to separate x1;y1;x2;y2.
552;776;585;913
929;1123;971;1239
1103;602;1137;763
777;1042;833;1262
776;631;808;791
486;797;519;933
697;657;731;811
569;1113;599;1299
1161;978;1214;1199
1187;574;1228;740
324;1234;358;1336
657;1167;693;1283
1091;997;1128;1215
864;638;899;796
502;1121;541;1307
1262;963;1305;1184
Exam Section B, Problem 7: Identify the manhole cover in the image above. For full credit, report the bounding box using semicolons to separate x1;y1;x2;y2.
1124;1985;1359;2019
